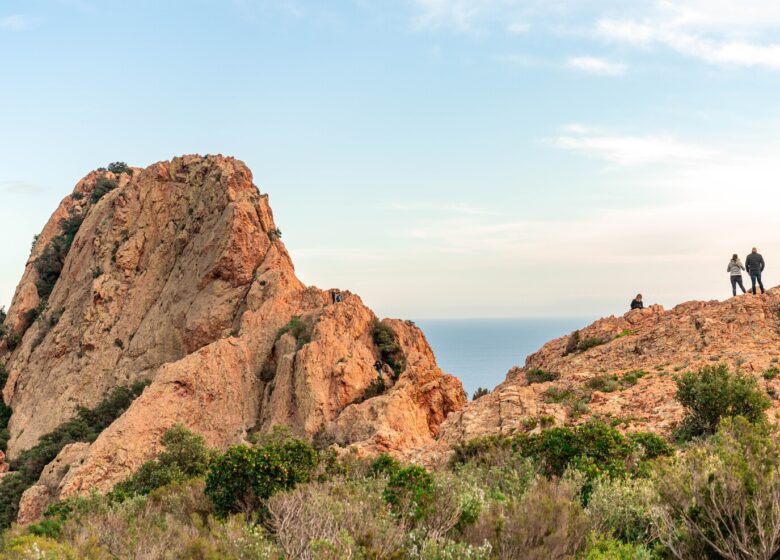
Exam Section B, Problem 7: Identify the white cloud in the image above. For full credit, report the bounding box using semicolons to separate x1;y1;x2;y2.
0;15;29;30
566;55;626;75
507;21;529;34
550;133;716;166
596;0;780;69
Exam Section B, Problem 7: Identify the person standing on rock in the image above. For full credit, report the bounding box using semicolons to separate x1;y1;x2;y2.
745;247;766;295
630;294;644;310
727;254;747;296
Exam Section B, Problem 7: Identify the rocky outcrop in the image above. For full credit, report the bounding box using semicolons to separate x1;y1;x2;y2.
0;155;465;514
435;293;780;456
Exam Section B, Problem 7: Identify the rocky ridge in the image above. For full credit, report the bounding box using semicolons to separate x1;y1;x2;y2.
435;292;780;455
0;156;465;519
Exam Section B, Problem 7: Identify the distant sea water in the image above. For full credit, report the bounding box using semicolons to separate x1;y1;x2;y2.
415;318;594;399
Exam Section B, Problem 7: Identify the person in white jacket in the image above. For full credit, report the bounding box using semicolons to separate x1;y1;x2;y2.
727;254;746;296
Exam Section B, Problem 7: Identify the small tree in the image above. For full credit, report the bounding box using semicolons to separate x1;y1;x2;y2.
383;465;436;522
674;364;770;441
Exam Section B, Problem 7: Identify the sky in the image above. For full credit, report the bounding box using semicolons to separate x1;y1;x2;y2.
2;0;780;319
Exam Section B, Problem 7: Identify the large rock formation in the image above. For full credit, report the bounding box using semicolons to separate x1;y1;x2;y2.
436;293;780;454
0;155;465;514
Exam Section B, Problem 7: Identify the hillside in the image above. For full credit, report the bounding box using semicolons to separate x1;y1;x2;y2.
0;156;464;522
436;293;780;451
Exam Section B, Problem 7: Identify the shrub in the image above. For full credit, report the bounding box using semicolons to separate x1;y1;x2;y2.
34;212;85;300
615;329;635;338
268;227;282;240
579;337;607;352
622;370;647;387
356;377;386;403
583;537;657;560
472;387;490;400
267;478;404;559
763;367;779;380
205;445;291;520
563;330;581;356
109;424;210;501
419;540;493;560
654;417;780;560
372;319;407;379
90;176;117;203
106;161;130;174
0;381;148;528
587;477;657;545
673;364;770;441
463;476;589;560
544;386;574;403
370;453;401;478
383;465;436;522
275;315;312;349
205;432;317;521
586;374;621;393
525;369;558;384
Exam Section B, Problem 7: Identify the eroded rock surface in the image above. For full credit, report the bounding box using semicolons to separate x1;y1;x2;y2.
434;293;780;459
0;155;465;511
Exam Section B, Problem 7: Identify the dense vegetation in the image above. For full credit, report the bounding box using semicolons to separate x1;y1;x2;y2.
0;381;148;529
372;319;407;379
0;364;776;559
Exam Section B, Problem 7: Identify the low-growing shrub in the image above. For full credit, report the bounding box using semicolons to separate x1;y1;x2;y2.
107;161;130;174
109;425;210;501
370;453;401;478
579;337;608;352
622;370;647;387
525;369;558;384
463;476;589;560
90;176;118;203
673;364;770;441
654;417;780;560
356;377;386;403
587;477;657;545
472;387;490;400
275;315;312;349
0;381;148;528
763;367;779;380
583;537;657;560
586;374;621;393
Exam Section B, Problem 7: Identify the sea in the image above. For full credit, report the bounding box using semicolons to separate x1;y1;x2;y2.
415;318;595;399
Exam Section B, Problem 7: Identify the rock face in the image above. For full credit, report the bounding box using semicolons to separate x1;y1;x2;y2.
436;294;780;455
0;155;465;514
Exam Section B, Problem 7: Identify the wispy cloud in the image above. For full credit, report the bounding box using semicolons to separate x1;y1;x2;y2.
566;56;626;75
547;126;718;166
0;180;45;194
596;0;780;70
0;15;30;30
391;201;499;215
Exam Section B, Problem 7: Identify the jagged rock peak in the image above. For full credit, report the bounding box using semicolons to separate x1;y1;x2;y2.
0;155;465;520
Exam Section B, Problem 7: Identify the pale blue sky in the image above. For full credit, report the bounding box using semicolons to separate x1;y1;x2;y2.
3;0;780;318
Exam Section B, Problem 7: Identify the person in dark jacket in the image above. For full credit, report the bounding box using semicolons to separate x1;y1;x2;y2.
745;247;766;295
630;294;644;310
727;254;746;296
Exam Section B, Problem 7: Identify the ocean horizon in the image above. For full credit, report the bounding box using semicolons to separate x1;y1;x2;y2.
415;317;596;398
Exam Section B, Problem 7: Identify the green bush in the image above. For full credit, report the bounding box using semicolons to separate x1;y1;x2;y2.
586;374;621;393
472;387;490;400
90;176;118;203
579;337;607;352
0;364;11;452
587;477;657;545
109;424;210;501
763;367;779;380
583;537;657;560
275;316;312;349
205;445;292;520
356;377;386;403
372;319;407;379
383;465;436;521
0;381;148;528
34;212;85;300
654;417;780;559
205;433;318;520
369;453;401;478
621;370;647;387
525;369;558;384
673;364;770;441
107;161;130;174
